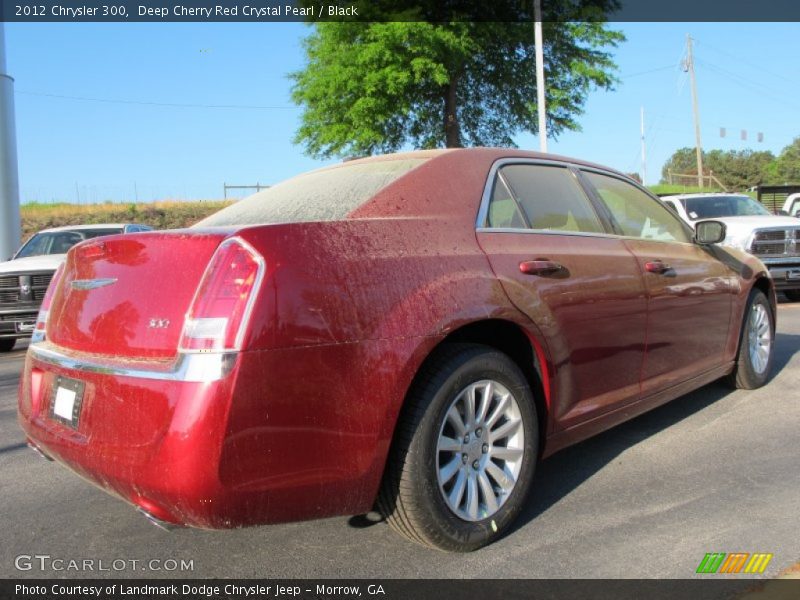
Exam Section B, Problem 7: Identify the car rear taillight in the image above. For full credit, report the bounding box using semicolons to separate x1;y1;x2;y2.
31;262;66;344
179;238;265;352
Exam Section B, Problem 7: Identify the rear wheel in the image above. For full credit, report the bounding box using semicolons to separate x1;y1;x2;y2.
0;339;16;352
727;290;774;389
784;290;800;302
378;343;538;551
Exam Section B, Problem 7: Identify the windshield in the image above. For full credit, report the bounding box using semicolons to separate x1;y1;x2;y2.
196;159;428;227
15;229;123;259
681;196;772;220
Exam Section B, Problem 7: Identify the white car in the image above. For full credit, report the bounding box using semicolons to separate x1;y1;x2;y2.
661;193;800;301
0;223;153;351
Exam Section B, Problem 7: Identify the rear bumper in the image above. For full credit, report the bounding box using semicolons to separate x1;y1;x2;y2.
18;343;242;527
18;339;407;529
0;307;39;339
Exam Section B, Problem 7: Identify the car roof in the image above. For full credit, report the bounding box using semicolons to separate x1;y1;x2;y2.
339;147;632;180
340;147;640;225
35;223;133;233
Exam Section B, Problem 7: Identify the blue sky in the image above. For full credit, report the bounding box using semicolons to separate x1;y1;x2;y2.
5;21;800;203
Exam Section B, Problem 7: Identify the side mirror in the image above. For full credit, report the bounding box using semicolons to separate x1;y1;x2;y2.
794;209;800;218
695;220;726;245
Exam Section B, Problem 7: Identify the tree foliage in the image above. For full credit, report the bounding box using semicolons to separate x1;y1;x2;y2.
775;137;800;183
659;145;799;189
290;13;624;158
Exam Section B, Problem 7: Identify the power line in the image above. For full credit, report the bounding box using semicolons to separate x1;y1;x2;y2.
693;38;795;86
619;65;676;80
15;89;298;110
696;58;800;111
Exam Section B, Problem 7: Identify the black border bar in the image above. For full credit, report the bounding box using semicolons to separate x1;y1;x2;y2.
3;1;800;23
4;579;800;600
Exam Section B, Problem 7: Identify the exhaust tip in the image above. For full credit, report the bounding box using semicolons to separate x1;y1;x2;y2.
27;441;53;461
137;507;181;532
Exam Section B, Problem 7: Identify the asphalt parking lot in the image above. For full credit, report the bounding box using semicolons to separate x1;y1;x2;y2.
1;304;798;579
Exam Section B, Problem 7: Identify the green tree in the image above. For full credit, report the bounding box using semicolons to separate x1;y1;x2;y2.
661;147;777;189
660;147;698;182
705;149;776;189
775;137;800;183
290;15;623;158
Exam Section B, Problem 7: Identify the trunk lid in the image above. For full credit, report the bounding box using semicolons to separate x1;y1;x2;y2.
47;231;229;359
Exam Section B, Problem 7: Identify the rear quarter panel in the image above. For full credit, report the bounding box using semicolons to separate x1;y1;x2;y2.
218;153;548;514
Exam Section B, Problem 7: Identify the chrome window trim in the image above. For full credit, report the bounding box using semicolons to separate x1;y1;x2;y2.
475;158;583;230
28;342;237;383
475;226;698;247
476;227;618;239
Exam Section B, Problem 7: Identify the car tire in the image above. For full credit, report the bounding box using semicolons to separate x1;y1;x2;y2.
727;289;774;390
783;290;800;302
0;339;16;352
378;343;538;552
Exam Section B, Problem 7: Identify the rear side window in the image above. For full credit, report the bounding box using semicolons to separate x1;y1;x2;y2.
196;159;427;227
484;164;604;234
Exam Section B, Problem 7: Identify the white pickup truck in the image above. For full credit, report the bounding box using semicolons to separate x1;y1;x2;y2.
782;193;800;218
661;193;800;301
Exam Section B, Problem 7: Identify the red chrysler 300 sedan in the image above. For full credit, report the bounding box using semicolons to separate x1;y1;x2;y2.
19;148;776;551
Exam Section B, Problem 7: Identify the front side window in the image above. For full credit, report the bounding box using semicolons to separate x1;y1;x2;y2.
484;164;605;234
681;195;771;221
583;172;691;243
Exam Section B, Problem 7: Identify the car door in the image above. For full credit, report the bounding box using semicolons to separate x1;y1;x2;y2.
580;170;734;395
476;161;648;429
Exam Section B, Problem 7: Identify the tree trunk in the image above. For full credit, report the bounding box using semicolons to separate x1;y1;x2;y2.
443;77;462;148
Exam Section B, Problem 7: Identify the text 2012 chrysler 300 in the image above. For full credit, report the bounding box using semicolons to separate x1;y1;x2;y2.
19;149;776;551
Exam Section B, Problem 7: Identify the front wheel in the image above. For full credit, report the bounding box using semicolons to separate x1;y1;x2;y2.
727;290;774;389
0;339;16;352
378;343;538;551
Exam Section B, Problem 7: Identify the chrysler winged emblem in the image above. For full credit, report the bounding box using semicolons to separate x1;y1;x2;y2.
70;278;117;290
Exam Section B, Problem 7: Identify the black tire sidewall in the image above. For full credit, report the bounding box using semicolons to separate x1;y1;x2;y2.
737;291;774;388
410;348;538;551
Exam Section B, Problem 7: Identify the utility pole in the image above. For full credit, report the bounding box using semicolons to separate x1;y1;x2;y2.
534;0;547;152
640;106;647;185
686;34;704;189
0;23;21;260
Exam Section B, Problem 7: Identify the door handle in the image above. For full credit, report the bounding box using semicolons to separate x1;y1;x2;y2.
645;260;672;274
519;260;564;275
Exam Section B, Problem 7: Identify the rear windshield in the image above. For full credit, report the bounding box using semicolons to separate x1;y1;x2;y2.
196;159;427;227
680;195;771;220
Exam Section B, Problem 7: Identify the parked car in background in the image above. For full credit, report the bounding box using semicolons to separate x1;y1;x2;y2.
782;192;800;218
19;150;776;551
661;193;800;301
0;224;153;351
